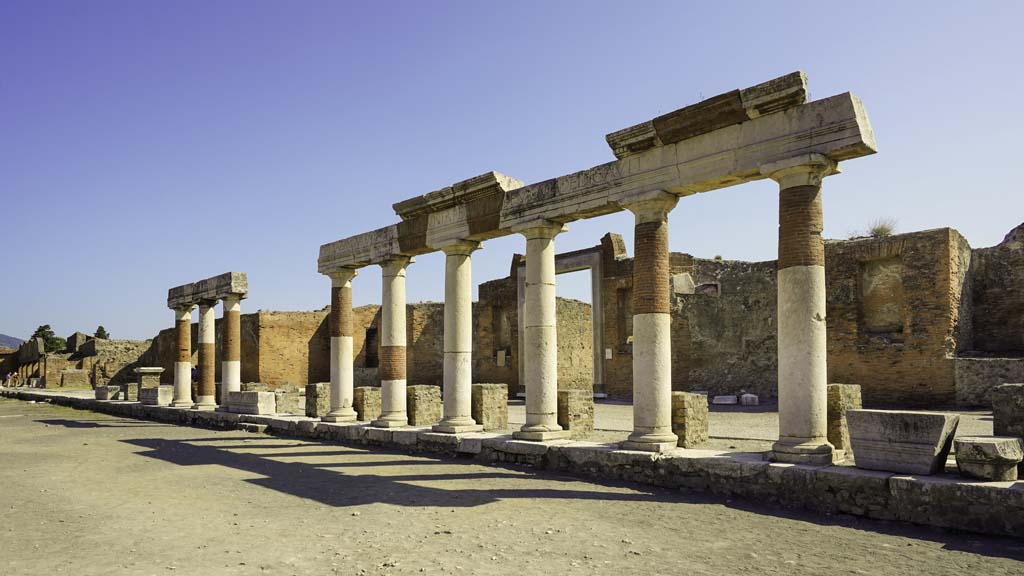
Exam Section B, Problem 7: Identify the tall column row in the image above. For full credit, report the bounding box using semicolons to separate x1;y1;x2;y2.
167;295;244;410
324;268;358;422
373;257;412;428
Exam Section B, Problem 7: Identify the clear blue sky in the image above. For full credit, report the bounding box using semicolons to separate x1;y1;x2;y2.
2;1;1021;341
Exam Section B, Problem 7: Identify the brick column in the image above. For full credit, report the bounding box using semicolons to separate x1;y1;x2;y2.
621;191;679;452
221;294;242;404
761;153;839;465
194;301;217;409
170;304;195;407
323;268;359;422
433;241;484;433
372;256;413;428
514;221;570;441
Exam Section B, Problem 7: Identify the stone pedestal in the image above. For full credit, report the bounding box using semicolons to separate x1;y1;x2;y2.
408;385;442;426
955;436;1024;481
140;385;173;406
847;409;959;475
373;257;412;428
354;386;382;422
134;367;164;389
762;154;838;465
171;305;195;408
671;392;709;448
123;383;139;402
471;384;508;431
433;242;483;434
827;383;862;454
323;268;359;423
620;192;679;452
306;383;330;418
557;390;594;438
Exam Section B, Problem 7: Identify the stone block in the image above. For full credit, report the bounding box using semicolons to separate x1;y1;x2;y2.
847;409;959;475
122;383;139;402
241;382;270;392
59;370;90;389
274;389;304;415
739;393;759;406
671;392;709;448
134;367;164;389
827;383;862;453
95;386;121;401
305;383;330;418
557;390;594;438
140;385;173;406
353;386;381;421
407;385;441;426
955;436;1024;481
227;391;276;415
711;395;737;405
992;383;1024;438
471;383;508;431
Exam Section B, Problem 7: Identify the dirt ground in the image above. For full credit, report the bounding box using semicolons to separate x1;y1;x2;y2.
1;398;1022;576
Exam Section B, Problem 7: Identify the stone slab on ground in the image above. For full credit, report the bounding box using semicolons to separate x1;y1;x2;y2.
848;409;959;475
407;385;441;426
353;386;381;422
227;391;276;415
557;389;594;438
712;395;738;405
992;383;1024;438
139;385;173;406
305;383;329;418
95;386;120;401
955;436;1023;481
671;392;709;448
827;383;862;453
471;383;508;431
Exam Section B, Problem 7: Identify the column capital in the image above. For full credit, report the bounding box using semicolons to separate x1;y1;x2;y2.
437;239;481;256
380;256;414;277
221;293;242;305
511;219;567;239
197;298;219;310
172;303;195;316
618;190;679;223
760;153;840;189
324;267;358;286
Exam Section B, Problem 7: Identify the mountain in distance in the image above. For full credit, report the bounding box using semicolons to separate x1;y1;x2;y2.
0;333;25;350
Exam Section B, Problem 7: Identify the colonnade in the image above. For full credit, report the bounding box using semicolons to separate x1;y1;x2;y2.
319;154;838;460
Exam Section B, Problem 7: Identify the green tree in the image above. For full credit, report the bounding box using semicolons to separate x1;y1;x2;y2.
95;326;110;339
31;325;66;353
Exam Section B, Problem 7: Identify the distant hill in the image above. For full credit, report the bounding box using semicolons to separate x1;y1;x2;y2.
0;334;24;350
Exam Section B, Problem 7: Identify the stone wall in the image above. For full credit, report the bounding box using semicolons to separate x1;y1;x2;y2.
971;223;1024;354
955;357;1024;407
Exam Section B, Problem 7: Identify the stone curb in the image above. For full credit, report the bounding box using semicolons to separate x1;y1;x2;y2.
4;388;1023;538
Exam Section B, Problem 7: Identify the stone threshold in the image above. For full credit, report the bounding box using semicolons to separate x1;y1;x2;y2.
3;388;1022;538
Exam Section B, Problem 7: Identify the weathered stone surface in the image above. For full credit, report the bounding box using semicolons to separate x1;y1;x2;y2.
827;383;862;453
94;385;120;401
971;223;1024;354
847;409;959;475
671;392;709;448
134;367;164;389
956;358;1024;407
557;390;594;438
167;272;247;308
139;385;173;406
122;383;139;402
991;383;1024;438
471;383;508;431
353;386;381;422
305;383;330;418
955;436;1024;481
711;395;737;405
227;391;275;415
59;370;89;389
66;332;91;353
407;385;441;426
739;393;759;406
273;386;304;415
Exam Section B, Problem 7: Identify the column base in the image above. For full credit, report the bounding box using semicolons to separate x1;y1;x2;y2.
170;401;193;408
192;404;217;411
514;429;570;442
432;422;483;434
621;430;678;453
322;408;358;423
768;437;837;465
370;415;408;429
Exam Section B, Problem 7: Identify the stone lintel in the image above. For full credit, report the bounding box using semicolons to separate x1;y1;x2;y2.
167;272;248;309
318;225;404;273
392;171;524;220
606;71;808;159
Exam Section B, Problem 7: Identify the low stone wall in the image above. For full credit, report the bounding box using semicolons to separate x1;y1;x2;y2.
955;357;1024;407
3;388;1022;538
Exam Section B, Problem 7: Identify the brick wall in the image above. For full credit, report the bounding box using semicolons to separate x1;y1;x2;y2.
971;223;1024;354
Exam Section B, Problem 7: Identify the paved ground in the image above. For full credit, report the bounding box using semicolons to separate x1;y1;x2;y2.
1;398;1021;576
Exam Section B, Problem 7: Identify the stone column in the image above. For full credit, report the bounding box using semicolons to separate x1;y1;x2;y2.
194;301;217;410
621;191;679;452
323;268;358;422
221;294;242;404
433;241;484;433
514;221;569;441
372;257;413;428
170;304;195;407
761;153;839;465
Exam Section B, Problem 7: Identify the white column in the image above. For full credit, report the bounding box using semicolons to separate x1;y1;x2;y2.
761;153;839;465
621;191;679;452
433;241;483;433
372;256;413;428
221;294;242;405
323;268;359;422
514;221;569;441
194;301;217;409
170;305;194;407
